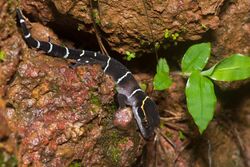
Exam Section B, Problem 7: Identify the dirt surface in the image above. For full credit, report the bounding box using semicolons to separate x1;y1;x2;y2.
0;0;249;167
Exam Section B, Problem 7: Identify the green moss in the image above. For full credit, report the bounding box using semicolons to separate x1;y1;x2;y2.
7;0;17;13
109;130;120;139
106;136;133;164
106;102;116;114
100;130;122;165
107;145;121;164
98;102;116;128
90;94;101;106
0;151;17;167
51;83;59;93
87;92;103;113
69;161;82;167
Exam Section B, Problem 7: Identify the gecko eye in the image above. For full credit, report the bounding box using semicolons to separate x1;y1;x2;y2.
142;97;160;128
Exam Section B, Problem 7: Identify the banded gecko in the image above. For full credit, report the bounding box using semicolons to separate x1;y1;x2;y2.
16;9;160;140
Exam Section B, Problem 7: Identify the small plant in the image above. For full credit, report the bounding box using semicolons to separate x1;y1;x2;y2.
139;82;147;91
77;23;84;31
124;51;136;61
154;42;250;133
164;29;179;41
178;131;186;141
164;29;171;39
164;29;180;46
171;33;179;41
0;50;5;61
92;10;101;25
154;42;160;50
200;23;208;30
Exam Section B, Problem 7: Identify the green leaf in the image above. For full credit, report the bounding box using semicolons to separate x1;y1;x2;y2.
164;29;170;39
185;71;216;134
206;54;250;81
153;58;172;90
181;43;211;73
0;51;5;61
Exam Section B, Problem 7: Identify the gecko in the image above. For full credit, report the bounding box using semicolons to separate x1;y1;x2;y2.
16;8;160;140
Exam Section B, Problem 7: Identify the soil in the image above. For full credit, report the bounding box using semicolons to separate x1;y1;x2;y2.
0;0;249;167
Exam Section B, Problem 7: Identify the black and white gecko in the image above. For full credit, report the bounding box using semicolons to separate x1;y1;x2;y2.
16;9;160;140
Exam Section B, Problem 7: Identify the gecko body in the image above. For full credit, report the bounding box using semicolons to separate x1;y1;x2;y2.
16;9;159;139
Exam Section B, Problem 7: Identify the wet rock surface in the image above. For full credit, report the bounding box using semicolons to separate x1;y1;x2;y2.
19;0;222;54
0;1;143;166
212;0;250;58
6;56;143;166
0;0;249;167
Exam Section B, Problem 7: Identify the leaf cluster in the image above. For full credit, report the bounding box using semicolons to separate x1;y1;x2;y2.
124;51;136;61
153;42;250;133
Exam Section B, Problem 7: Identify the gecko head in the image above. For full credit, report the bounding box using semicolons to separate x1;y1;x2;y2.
133;96;160;140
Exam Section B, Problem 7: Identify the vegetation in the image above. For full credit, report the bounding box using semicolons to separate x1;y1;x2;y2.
139;83;147;91
124;51;136;61
0;151;17;167
0;50;5;61
69;161;81;167
154;42;250;133
153;58;172;90
164;29;180;45
92;10;101;25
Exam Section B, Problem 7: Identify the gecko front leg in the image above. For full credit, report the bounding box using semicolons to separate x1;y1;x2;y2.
116;93;129;109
